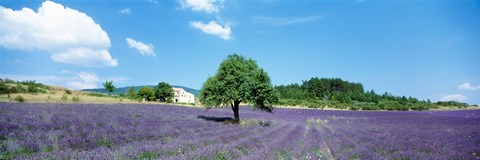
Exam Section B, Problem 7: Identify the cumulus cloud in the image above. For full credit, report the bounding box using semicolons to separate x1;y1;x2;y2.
67;72;100;89
190;21;231;40
180;0;223;13
458;82;480;91
440;94;468;102
126;38;155;56
119;8;131;14
0;1;118;67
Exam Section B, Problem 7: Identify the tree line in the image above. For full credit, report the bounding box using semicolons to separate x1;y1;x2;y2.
104;81;175;103
275;77;469;110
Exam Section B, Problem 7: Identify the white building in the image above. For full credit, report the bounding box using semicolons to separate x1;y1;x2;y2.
173;87;195;103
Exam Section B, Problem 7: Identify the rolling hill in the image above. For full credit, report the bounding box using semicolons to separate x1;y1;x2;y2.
82;85;200;96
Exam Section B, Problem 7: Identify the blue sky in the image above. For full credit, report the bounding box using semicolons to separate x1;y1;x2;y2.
0;0;479;104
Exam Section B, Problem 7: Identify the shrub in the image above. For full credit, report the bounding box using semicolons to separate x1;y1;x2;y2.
16;84;26;93
14;95;25;102
72;96;80;102
4;79;15;83
61;94;68;102
87;92;106;97
0;81;9;94
350;106;359;110
27;83;38;93
65;89;72;94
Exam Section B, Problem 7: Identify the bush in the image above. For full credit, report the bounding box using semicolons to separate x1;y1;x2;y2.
87;92;106;97
27;83;38;93
0;81;9;94
14;95;25;102
15;84;26;93
61;94;68;102
65;89;72;94
4;79;15;84
72;96;80;102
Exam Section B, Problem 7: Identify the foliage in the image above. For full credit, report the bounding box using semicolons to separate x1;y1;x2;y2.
72;96;80;102
137;86;155;101
103;80;116;95
436;101;468;107
128;86;136;98
0;79;50;94
65;89;72;94
199;54;279;121
136;151;160;160
0;81;9;94
13;95;25;102
276;77;445;110
82;85;200;97
86;92;107;97
61;94;68;102
154;82;174;102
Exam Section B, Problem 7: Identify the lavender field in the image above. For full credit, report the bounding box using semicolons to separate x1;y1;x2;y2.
1;102;479;159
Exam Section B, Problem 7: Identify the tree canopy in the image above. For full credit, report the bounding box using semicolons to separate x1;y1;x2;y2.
103;80;115;95
154;82;174;102
199;54;278;121
128;86;135;98
274;77;460;110
138;86;155;101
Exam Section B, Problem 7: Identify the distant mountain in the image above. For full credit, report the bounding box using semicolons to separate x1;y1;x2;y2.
82;85;200;96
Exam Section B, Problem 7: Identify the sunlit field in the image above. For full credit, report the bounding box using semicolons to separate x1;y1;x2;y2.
1;103;478;159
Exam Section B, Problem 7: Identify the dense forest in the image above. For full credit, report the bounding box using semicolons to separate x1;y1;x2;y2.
275;77;469;110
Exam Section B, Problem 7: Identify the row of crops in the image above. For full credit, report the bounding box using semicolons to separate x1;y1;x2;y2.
0;102;479;159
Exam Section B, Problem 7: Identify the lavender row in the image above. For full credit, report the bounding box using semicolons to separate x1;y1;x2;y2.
1;102;479;159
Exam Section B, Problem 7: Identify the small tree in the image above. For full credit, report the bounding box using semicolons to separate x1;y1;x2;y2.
138;86;155;101
199;54;279;122
154;82;174;102
128;86;136;98
103;80;115;95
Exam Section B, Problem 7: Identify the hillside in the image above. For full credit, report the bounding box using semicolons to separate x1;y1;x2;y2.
82;85;200;96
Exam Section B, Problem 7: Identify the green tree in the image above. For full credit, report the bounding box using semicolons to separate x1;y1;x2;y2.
103;80;115;95
138;86;155;101
0;81;9;94
199;54;279;122
154;82;174;102
128;86;135;98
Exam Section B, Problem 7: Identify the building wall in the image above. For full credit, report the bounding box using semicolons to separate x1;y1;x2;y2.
173;87;195;103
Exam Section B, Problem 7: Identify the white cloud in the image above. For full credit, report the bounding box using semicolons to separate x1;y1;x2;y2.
119;8;131;14
458;82;480;91
440;94;468;102
67;72;100;89
0;1;118;67
180;0;223;13
190;21;231;40
252;15;324;26
51;48;118;67
126;38;155;56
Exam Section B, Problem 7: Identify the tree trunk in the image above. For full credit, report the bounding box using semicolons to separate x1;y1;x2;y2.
232;101;240;122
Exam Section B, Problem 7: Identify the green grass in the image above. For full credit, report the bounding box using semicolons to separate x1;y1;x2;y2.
136;151;160;160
